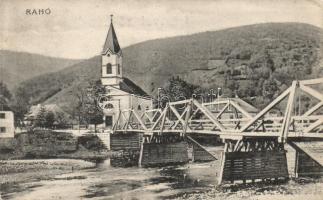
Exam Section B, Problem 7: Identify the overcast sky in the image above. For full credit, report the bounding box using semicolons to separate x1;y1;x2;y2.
1;0;322;59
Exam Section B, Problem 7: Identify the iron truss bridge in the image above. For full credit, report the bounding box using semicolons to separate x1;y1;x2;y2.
112;78;323;142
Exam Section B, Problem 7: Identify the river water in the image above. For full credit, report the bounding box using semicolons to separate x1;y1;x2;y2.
3;159;220;200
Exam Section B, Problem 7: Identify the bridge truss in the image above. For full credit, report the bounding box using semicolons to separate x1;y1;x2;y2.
113;78;323;141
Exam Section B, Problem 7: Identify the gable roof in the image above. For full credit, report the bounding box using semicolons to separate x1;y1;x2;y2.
119;78;148;97
231;98;258;113
102;22;121;55
26;104;68;118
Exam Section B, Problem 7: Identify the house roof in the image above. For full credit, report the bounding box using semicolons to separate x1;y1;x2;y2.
102;21;121;55
231;98;258;113
207;59;226;68
215;97;258;113
26;104;68;118
112;77;149;97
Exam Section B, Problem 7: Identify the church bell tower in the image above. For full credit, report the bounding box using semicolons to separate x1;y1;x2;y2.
101;15;123;87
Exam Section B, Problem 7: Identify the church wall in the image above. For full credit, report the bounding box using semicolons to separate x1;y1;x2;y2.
101;77;122;86
129;95;153;113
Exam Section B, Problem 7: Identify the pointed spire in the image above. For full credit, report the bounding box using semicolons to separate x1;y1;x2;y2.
102;15;121;55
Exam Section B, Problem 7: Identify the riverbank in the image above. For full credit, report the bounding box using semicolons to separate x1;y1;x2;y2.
173;177;323;200
0;159;95;197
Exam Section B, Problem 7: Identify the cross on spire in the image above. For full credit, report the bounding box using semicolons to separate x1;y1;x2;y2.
102;14;121;55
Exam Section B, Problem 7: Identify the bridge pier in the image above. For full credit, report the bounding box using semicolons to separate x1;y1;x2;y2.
110;132;143;167
288;141;323;178
218;138;289;184
139;133;191;167
110;132;218;167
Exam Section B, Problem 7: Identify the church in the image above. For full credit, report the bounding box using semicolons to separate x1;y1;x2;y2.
99;16;153;128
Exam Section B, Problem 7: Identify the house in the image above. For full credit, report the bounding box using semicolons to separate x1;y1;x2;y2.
0;105;15;138
207;98;258;119
99;16;153;128
232;64;250;80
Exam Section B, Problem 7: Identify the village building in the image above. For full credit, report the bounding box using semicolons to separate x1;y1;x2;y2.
0;105;15;138
99;17;153;128
206;97;258;119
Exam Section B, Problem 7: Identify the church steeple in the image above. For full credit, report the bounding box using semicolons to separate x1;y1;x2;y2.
101;15;123;87
102;15;121;55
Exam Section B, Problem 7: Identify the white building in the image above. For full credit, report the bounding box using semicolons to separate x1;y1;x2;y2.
0;110;15;138
99;17;153;128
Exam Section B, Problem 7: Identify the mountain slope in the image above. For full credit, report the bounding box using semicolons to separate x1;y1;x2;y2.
0;50;82;89
14;22;323;112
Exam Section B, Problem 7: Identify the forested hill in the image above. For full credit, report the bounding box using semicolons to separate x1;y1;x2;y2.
14;22;323;112
0;50;82;89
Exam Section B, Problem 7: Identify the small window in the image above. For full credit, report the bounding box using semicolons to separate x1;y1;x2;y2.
137;105;141;110
117;64;121;74
0;127;6;133
106;63;112;74
0;113;5;119
107;54;110;57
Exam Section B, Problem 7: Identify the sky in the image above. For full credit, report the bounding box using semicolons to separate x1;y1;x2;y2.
1;0;323;59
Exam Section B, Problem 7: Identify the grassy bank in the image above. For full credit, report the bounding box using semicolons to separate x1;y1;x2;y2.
0;130;110;161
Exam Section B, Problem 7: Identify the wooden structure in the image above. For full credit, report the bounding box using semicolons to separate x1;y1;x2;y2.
111;78;323;183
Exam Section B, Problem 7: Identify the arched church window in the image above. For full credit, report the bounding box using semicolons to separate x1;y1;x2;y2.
106;63;112;74
107;54;110;57
100;97;108;103
137;105;141;110
104;103;114;109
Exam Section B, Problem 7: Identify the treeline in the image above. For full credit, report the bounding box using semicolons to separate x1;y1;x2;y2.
0;81;104;131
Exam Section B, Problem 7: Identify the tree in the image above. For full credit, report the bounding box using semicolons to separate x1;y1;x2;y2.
70;80;105;131
12;85;31;127
34;106;47;128
156;76;200;108
44;111;55;129
0;82;12;110
164;76;198;100
84;81;104;132
55;112;69;129
262;78;278;100
84;101;103;132
70;84;88;127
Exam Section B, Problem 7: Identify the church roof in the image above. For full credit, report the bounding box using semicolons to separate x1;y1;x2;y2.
108;77;148;97
102;21;121;55
119;78;148;97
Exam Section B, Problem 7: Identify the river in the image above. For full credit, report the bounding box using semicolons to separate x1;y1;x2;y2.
2;159;220;200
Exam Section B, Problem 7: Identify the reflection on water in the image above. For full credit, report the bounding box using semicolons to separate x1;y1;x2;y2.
3;159;219;200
